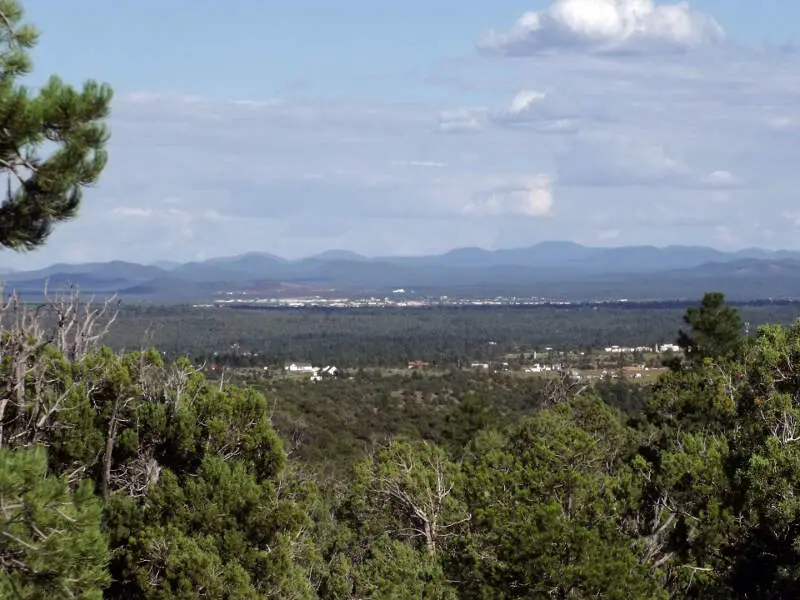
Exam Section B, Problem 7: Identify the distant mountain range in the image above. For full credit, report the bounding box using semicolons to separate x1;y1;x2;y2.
3;242;800;302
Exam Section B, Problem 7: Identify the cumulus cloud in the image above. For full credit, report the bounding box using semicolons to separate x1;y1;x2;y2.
479;0;724;55
9;13;800;270
464;176;554;217
490;89;581;132
509;89;547;114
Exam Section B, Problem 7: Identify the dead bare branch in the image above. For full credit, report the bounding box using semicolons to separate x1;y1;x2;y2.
0;282;119;448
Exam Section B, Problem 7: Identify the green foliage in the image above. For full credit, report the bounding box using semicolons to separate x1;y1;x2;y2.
262;371;552;476
455;395;665;599
677;292;743;364
118;457;317;599
0;0;112;251
348;536;457;600
6;290;800;598
321;440;466;599
350;440;469;553
98;302;800;373
0;340;319;599
100;304;706;367
634;316;800;597
0;445;109;599
28;5;800;600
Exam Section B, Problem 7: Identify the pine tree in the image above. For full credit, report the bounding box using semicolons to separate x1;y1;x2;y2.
677;291;743;364
0;446;110;599
0;0;112;251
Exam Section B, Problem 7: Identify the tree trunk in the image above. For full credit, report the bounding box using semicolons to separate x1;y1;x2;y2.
0;396;9;446
425;520;436;554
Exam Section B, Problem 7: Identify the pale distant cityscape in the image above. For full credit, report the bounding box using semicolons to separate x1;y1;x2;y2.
202;290;626;309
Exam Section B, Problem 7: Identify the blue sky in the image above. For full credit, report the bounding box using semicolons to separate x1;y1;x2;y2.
7;0;800;267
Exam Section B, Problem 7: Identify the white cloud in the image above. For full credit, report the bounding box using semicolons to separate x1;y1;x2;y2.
509;89;547;114
490;89;581;132
464;176;554;217
702;169;738;187
479;0;724;55
8;5;800;270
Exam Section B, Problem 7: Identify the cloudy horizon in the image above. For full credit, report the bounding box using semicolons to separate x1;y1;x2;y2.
5;0;800;268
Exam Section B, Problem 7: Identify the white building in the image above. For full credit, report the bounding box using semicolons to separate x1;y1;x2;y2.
311;365;340;382
286;363;317;373
656;343;681;353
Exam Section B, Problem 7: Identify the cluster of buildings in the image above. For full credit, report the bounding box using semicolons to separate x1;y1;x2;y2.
272;339;685;382
523;363;564;373
285;363;340;381
603;343;680;354
655;343;681;353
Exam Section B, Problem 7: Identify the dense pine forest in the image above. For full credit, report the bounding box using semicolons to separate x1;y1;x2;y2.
103;303;800;368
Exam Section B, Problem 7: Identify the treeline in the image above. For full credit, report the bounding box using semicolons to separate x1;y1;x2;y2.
5;291;800;597
102;303;800;368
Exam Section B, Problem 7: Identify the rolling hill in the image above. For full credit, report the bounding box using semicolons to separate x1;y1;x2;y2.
2;242;800;302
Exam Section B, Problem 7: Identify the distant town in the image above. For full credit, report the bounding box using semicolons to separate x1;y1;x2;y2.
188;287;800;310
201;290;632;309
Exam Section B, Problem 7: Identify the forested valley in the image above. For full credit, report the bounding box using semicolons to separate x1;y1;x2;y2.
6;285;800;598
7;0;800;597
103;302;800;369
